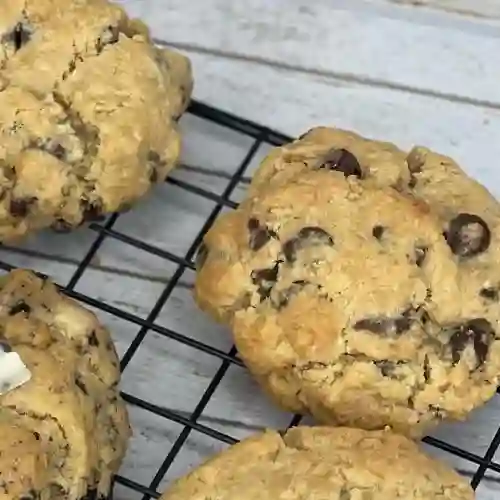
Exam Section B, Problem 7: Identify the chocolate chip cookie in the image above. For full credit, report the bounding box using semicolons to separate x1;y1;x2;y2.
194;126;500;437
159;426;474;500
0;269;130;499
0;0;192;241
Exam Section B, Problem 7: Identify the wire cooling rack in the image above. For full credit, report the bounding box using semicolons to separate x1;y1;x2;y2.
1;99;500;499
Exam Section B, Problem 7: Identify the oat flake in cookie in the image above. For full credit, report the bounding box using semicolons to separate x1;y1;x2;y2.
0;269;130;500
194;126;500;437
159;426;474;500
0;0;192;242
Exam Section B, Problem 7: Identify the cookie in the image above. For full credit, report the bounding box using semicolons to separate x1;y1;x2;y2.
0;0;192;241
194;126;500;437
0;269;130;499
159;426;474;500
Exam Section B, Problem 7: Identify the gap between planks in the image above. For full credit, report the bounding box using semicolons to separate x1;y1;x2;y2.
155;39;500;112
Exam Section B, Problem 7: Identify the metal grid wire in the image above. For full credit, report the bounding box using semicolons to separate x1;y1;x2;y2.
0;99;499;498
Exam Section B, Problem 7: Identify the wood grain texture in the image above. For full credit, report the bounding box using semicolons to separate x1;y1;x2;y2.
118;0;500;105
3;0;500;497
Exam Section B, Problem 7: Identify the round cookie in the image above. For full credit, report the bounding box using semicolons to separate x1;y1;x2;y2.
0;0;192;242
0;269;130;499
194;126;500;437
160;426;474;500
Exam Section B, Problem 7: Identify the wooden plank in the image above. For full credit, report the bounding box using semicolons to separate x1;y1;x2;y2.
118;0;500;104
2;256;500;498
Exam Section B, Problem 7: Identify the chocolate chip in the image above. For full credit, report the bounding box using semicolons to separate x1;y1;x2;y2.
372;225;385;240
149;168;158;183
423;355;431;382
195;242;209;270
408;174;418;189
414;245;428;267
444;213;491;258
19;490;40;500
480;287;498;301
318;148;362;178
251;261;280;301
2;22;33;51
273;280;309;309
353;312;411;335
283;227;334;263
406;149;425;173
95;25;120;53
82;489;99;500
30;138;67;161
9;301;31;315
74;377;88;395
449;318;495;367
81;200;105;221
375;360;404;377
10;197;36;217
88;330;99;347
248;218;277;251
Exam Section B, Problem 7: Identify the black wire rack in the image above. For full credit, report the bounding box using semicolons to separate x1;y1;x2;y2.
1;99;500;499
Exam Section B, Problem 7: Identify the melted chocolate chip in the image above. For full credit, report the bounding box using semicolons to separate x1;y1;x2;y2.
251;261;280;301
354;312;411;335
414;245;428;267
318;148;362;178
408;174;418;189
195;242;209;270
2;22;33;51
88;330;99;347
283;227;334;263
444;213;491;258
9;301;31;315
10;197;36;217
273;280;309;309
449;318;495;367
372;225;385;240
480;287;498;301
248;218;278;251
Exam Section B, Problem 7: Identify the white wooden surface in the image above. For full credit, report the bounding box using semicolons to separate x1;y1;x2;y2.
2;1;500;498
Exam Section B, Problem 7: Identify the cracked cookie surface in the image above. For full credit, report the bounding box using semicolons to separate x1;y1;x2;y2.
0;0;192;241
0;269;130;500
194;126;500;437
159;426;474;500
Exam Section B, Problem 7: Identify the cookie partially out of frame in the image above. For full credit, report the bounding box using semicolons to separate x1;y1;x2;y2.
194;126;500;437
0;269;130;500
160;426;474;500
0;0;192;242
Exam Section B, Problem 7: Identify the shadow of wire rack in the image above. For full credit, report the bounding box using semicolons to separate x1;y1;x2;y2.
1;99;500;499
